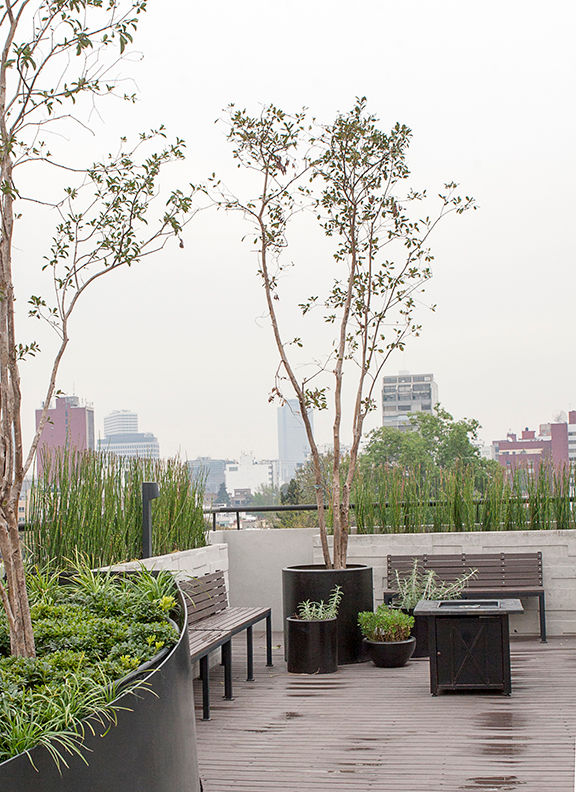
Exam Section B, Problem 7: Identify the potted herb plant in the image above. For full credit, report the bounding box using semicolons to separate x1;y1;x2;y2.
358;606;415;668
392;561;477;658
286;586;342;674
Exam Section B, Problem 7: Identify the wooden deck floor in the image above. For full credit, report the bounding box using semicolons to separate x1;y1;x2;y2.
194;634;576;792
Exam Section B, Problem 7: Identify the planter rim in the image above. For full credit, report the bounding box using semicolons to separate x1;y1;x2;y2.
286;616;337;623
362;636;416;647
283;563;371;573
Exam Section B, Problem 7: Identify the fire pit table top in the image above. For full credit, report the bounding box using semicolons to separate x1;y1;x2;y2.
413;598;524;616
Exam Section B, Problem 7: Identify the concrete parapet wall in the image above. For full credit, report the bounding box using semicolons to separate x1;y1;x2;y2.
210;529;316;631
110;543;229;580
312;530;576;637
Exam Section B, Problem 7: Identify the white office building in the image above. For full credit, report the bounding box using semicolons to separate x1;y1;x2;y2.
225;453;278;496
381;372;438;430
98;409;160;459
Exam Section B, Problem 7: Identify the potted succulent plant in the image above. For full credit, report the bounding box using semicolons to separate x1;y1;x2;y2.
286;586;342;674
392;562;477;658
357;605;415;668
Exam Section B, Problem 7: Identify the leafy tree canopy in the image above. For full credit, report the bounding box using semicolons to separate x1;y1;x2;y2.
361;406;484;471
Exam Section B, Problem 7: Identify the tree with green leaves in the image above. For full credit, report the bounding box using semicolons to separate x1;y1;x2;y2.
215;481;230;506
220;99;475;568
362;406;484;471
0;0;198;657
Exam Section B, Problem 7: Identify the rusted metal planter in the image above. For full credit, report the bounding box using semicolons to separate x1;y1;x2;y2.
0;585;201;792
282;564;373;664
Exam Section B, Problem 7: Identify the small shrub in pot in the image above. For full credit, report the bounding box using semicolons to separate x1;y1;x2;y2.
357;605;415;668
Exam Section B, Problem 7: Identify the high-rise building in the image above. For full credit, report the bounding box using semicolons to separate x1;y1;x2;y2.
103;410;138;436
35;396;95;476
381;372;438;430
98;409;159;459
277;399;312;485
188;457;230;498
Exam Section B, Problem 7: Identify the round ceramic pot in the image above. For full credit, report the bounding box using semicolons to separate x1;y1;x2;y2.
282;564;373;664
286;616;338;674
363;636;416;668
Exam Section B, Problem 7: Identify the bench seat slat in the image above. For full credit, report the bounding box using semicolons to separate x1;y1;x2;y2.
189;606;271;635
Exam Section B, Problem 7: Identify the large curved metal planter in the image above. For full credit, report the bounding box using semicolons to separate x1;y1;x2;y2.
0;586;201;792
282;564;373;664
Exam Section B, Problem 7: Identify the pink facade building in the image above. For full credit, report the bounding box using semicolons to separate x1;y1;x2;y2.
493;410;576;473
35;396;95;476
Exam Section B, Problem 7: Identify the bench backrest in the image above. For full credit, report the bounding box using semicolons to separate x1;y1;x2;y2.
387;552;543;590
179;570;229;625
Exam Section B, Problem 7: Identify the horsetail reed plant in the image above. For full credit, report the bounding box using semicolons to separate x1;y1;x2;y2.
27;450;206;568
351;461;576;534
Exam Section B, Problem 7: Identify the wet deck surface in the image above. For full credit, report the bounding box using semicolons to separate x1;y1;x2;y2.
194;634;576;792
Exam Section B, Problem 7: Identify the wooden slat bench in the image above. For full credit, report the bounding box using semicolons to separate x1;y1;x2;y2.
383;551;547;641
179;570;272;719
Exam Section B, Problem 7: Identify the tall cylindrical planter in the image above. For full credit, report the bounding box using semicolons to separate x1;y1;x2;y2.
286;617;338;674
282;564;373;664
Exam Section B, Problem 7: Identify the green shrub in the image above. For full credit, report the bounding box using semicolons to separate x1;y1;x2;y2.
0;563;181;768
357;605;414;642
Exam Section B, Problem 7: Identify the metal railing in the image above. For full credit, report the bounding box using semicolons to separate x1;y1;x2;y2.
205;495;576;531
204;503;323;531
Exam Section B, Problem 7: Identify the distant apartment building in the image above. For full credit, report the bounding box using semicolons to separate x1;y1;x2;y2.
492;411;576;473
382;372;438;430
98;410;159;459
277;399;312;485
188;457;229;499
35;395;95;476
225;453;278;496
103;410;138;436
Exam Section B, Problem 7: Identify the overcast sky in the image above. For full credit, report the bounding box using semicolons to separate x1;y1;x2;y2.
16;0;576;463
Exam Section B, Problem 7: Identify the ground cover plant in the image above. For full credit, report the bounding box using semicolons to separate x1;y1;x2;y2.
0;561;180;769
27;450;207;568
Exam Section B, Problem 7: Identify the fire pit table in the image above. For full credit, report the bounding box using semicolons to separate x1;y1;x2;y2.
413;598;524;696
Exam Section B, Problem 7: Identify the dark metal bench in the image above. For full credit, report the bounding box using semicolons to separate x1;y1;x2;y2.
179;570;273;719
383;552;546;642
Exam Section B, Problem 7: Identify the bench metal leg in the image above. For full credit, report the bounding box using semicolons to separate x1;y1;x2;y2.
246;626;254;682
266;611;273;667
222;640;233;700
539;592;547;642
200;655;210;720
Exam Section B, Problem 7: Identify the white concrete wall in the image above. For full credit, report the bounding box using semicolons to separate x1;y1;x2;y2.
312;530;576;638
109;543;229;581
210;529;316;630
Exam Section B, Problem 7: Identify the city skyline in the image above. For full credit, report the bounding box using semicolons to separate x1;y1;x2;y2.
14;0;576;468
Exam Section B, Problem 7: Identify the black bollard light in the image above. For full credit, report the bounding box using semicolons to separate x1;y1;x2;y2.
142;481;160;559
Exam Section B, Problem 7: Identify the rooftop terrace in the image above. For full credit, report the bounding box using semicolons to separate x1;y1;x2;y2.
194;633;576;792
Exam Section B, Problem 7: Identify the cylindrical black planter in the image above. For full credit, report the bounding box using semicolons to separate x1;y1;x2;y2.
363;636;416;668
0;587;201;792
282;564;373;664
286;617;338;674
